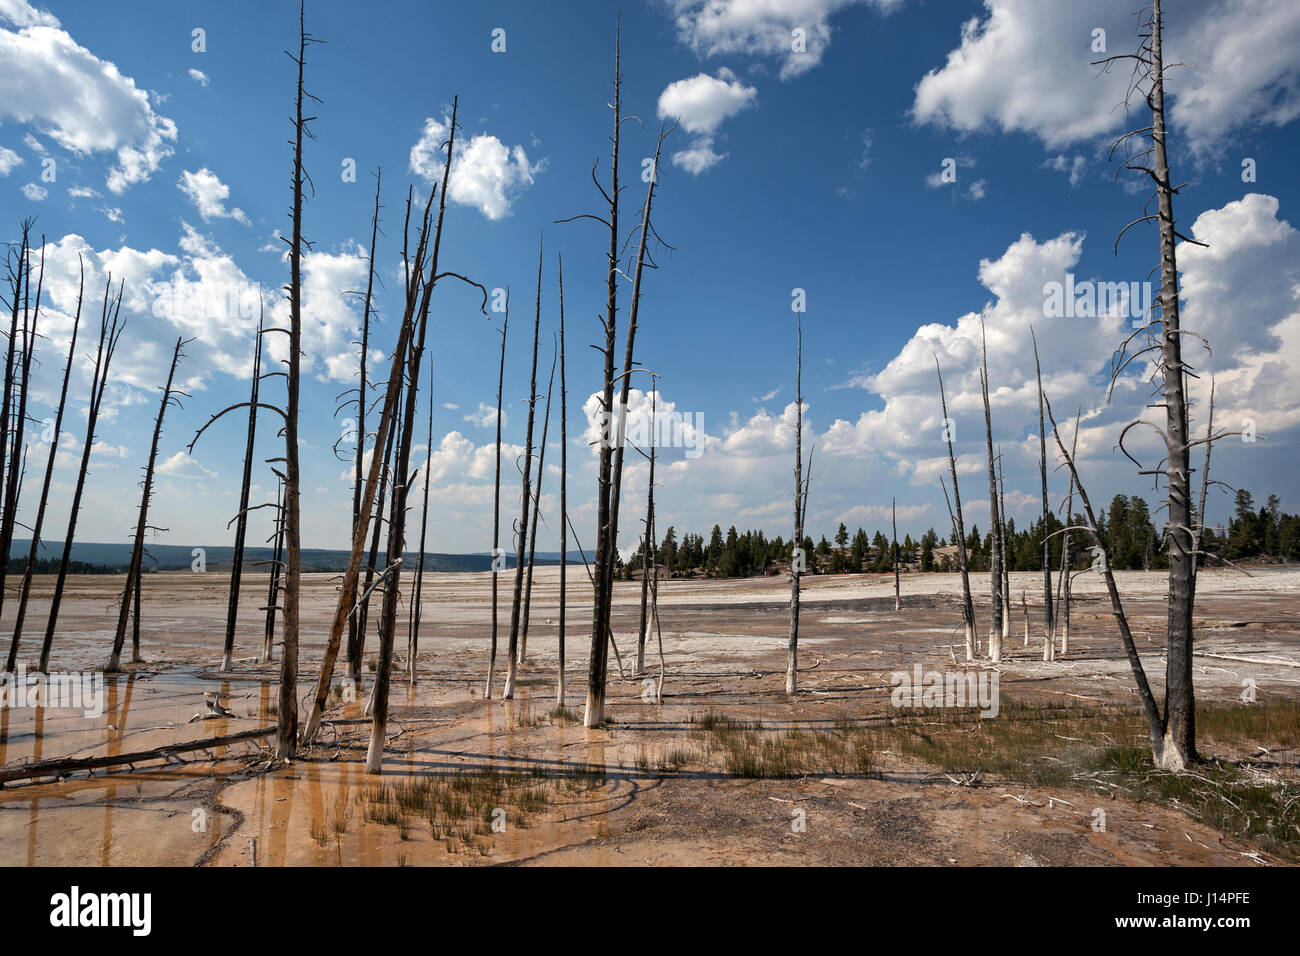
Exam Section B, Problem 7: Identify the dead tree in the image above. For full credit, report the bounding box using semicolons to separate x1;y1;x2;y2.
635;382;658;677
1058;409;1081;655
366;96;487;772
1096;0;1213;769
786;314;813;695
1045;392;1170;768
271;2;321;759
0;226;41;635
978;320;1004;661
300;178;435;747
261;478;286;661
6;257;83;672
891;497;900;612
1030;329;1054;648
519;337;556;664
407;350;434;685
38;279;124;672
210;318;264;672
935;356;975;659
346;169;383;683
0;224;32;592
998;446;1011;639
354;388;400;676
504;239;544;699
107;336;188;672
556;257;568;706
485;291;508;698
590;123;670;722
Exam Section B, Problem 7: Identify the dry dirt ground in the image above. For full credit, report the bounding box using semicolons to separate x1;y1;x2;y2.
1;567;1297;866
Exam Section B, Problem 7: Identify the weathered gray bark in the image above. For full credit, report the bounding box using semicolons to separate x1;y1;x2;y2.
891;497;900;612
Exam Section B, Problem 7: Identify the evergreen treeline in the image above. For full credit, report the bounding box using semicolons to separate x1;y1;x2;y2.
620;490;1298;579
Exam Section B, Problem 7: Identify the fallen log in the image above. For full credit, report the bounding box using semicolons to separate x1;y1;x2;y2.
0;726;275;785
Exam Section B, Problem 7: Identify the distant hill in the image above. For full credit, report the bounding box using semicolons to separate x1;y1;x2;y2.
9;540;591;573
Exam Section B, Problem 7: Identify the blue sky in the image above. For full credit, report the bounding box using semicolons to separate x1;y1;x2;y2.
3;0;1299;556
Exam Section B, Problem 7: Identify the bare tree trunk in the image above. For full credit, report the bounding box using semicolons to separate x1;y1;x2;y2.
935;356;975;659
1031;329;1054;647
348;170;381;684
786;314;804;696
6;257;82;673
300;183;435;746
519;341;556;665
222;321;262;671
556;256;568;706
108;336;186;672
1192;378;1215;585
486;295;508;699
636;384;658;676
276;2;316;759
1045;393;1166;760
38;279;125;672
1060;409;1080;655
355;393;400;676
262;479;285;662
0;231;40;634
979;320;1003;661
580;27;623;729
0;225;30;601
998;447;1012;642
408;352;434;685
891;497;900;612
366;96;470;772
505;239;543;699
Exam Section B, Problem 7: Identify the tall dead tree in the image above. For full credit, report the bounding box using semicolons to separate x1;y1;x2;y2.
108;337;188;672
1;226;41;634
213;319;263;672
1096;0;1208;769
38;278;125;672
485;291;508;698
300;177;437;746
978;321;1003;661
556;257;568;706
582;118;672;725
786;313;806;696
935;356;975;659
407;350;434;685
636;383;658;677
366;96;486;772
504;239;543;700
354;389;400;676
891;497;900;612
6;257;83;673
1031;329;1054;648
519;338;556;664
270;3;322;758
346;170;382;683
1058;409;1080;655
998;447;1011;639
0;223;31;600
